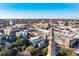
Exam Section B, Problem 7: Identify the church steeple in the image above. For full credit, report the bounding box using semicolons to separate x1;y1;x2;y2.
9;20;13;26
47;27;56;56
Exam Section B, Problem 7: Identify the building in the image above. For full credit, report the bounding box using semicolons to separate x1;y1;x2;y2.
3;26;12;35
33;23;49;29
0;32;3;39
0;32;6;45
29;36;46;48
16;30;28;39
38;41;46;48
54;25;79;48
7;34;16;42
55;36;70;48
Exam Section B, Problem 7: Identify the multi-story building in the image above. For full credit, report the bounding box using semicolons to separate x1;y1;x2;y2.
54;25;79;48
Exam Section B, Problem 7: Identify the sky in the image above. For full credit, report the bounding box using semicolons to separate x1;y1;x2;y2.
0;3;79;19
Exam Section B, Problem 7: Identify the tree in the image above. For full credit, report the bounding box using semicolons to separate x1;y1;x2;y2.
16;38;26;46
58;48;67;56
25;39;30;46
25;46;48;56
25;46;38;56
0;45;4;52
0;48;12;56
42;48;48;56
10;48;18;56
7;43;17;50
21;45;26;51
67;51;76;56
0;47;18;56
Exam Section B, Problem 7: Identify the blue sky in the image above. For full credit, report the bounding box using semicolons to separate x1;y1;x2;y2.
0;3;79;19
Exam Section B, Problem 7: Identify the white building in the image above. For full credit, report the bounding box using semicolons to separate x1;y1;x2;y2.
29;36;46;47
3;26;12;35
9;20;13;25
16;30;28;39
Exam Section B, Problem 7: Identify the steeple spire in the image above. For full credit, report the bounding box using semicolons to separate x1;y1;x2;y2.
47;27;56;56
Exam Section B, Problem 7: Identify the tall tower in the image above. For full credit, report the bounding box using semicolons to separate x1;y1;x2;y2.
9;20;13;26
64;20;68;26
47;27;56;56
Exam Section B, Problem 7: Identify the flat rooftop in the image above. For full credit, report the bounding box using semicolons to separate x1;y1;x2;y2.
54;25;79;40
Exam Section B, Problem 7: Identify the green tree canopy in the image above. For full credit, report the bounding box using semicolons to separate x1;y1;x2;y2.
0;47;18;56
0;45;4;52
67;51;76;56
25;46;38;56
0;48;12;56
16;38;26;46
42;48;48;56
57;48;67;56
7;43;17;50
